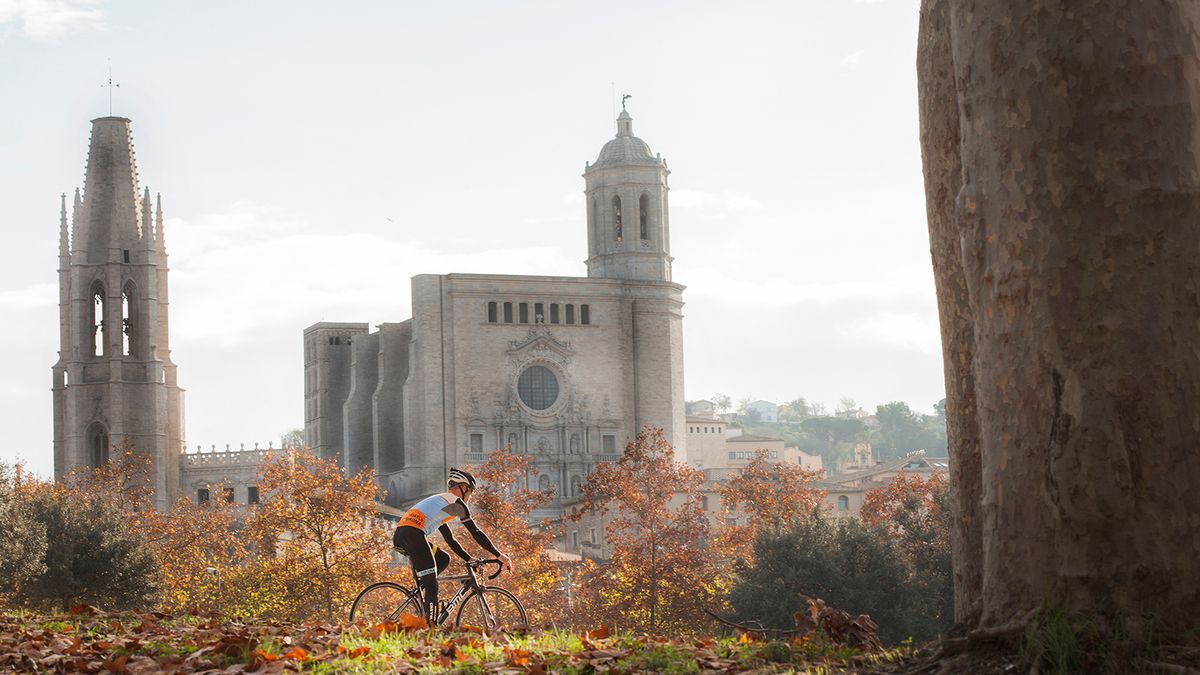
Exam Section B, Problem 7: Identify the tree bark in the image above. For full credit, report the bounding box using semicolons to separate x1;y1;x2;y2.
919;1;1200;631
917;0;985;629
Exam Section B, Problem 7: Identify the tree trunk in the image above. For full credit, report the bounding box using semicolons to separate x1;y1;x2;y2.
919;1;1200;631
917;0;984;628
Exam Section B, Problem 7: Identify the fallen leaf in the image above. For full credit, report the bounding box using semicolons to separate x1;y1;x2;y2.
586;625;610;640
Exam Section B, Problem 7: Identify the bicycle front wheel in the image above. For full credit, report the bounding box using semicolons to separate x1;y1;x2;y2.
349;582;422;624
454;587;528;634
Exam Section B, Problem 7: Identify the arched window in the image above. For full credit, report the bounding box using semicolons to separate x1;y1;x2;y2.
91;282;106;357
611;195;622;241
121;281;137;357
538;473;552;494
837;495;849;511
88;423;109;467
639;194;650;240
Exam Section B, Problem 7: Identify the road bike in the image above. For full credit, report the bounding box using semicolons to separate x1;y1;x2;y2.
349;557;527;633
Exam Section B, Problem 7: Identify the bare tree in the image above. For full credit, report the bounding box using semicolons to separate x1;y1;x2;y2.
918;0;1200;634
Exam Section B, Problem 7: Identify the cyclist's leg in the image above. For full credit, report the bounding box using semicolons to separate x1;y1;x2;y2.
434;546;451;575
395;526;438;622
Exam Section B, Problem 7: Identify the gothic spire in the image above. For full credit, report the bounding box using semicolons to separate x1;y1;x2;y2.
79;117;141;262
155;193;166;256
141;187;153;249
59;193;69;259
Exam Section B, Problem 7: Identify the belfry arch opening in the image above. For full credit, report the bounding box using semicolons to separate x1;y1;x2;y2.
90;281;106;357
612;195;622;241
121;281;137;357
639;193;650;240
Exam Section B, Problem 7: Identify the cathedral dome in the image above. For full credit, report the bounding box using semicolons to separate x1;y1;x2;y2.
592;111;661;168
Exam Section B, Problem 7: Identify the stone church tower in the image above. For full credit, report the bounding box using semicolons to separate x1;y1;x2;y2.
305;108;686;513
52;117;185;509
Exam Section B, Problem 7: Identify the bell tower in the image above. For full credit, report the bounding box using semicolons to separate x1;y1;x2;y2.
584;108;673;281
52;117;185;509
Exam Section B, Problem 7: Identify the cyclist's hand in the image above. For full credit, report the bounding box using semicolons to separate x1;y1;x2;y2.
499;553;514;572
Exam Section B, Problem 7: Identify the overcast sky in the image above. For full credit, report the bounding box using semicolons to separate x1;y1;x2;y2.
1;0;940;477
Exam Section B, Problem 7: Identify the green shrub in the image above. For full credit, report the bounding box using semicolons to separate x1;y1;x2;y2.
19;490;160;611
728;513;927;645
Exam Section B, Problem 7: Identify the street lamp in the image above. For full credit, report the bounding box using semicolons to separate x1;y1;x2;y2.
205;566;222;615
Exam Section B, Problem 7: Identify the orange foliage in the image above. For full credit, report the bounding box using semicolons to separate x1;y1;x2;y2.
715;450;826;567
860;470;950;552
246;448;392;621
572;428;724;635
465;447;572;626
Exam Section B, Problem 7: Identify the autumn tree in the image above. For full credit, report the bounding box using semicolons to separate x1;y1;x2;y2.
919;1;1200;633
0;463;47;606
715;450;825;567
465;447;571;626
152;486;251;615
247;449;391;621
573;428;723;635
861;472;952;639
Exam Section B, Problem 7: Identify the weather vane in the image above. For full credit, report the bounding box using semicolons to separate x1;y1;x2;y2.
621;93;632;111
101;60;120;116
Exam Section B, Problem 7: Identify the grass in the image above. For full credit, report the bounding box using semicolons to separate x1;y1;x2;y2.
3;608;922;674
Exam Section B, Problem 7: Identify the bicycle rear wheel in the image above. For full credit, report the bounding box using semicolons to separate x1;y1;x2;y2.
454;587;528;634
349;582;422;624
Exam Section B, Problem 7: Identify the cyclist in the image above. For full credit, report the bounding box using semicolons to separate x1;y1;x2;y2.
393;467;513;624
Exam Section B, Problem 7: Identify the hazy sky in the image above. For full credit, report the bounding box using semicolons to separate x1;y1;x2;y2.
1;0;939;477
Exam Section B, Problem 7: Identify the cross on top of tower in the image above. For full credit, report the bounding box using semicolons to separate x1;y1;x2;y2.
101;61;120;116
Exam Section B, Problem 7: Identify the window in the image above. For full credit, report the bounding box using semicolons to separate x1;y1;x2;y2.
534;302;544;323
247;486;260;504
639;194;649;240
571;531;578;550
470;433;483;454
198;488;210;504
700;495;709;510
581;304;590;325
122;249;130;264
612;195;623;240
570;475;581;496
503;302;513;323
487;301;497;323
223;487;235;504
837;495;849;511
519;302;529;323
517;365;559;410
550;304;559;324
602;435;616;455
590;528;596;544
566;304;575;324
89;424;109;467
538;474;552;493
728;452;736;460
772;451;779;459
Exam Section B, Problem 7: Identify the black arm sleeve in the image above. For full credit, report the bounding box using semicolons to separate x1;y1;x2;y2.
438;523;472;561
462;519;502;557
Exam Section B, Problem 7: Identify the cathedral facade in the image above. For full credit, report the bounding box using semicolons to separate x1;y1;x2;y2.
305;110;687;515
52;116;186;510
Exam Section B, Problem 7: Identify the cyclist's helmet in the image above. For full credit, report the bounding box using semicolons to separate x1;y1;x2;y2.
447;467;477;491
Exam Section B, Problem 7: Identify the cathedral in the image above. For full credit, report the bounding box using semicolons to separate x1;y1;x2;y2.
305;109;687;515
52;109;687;516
